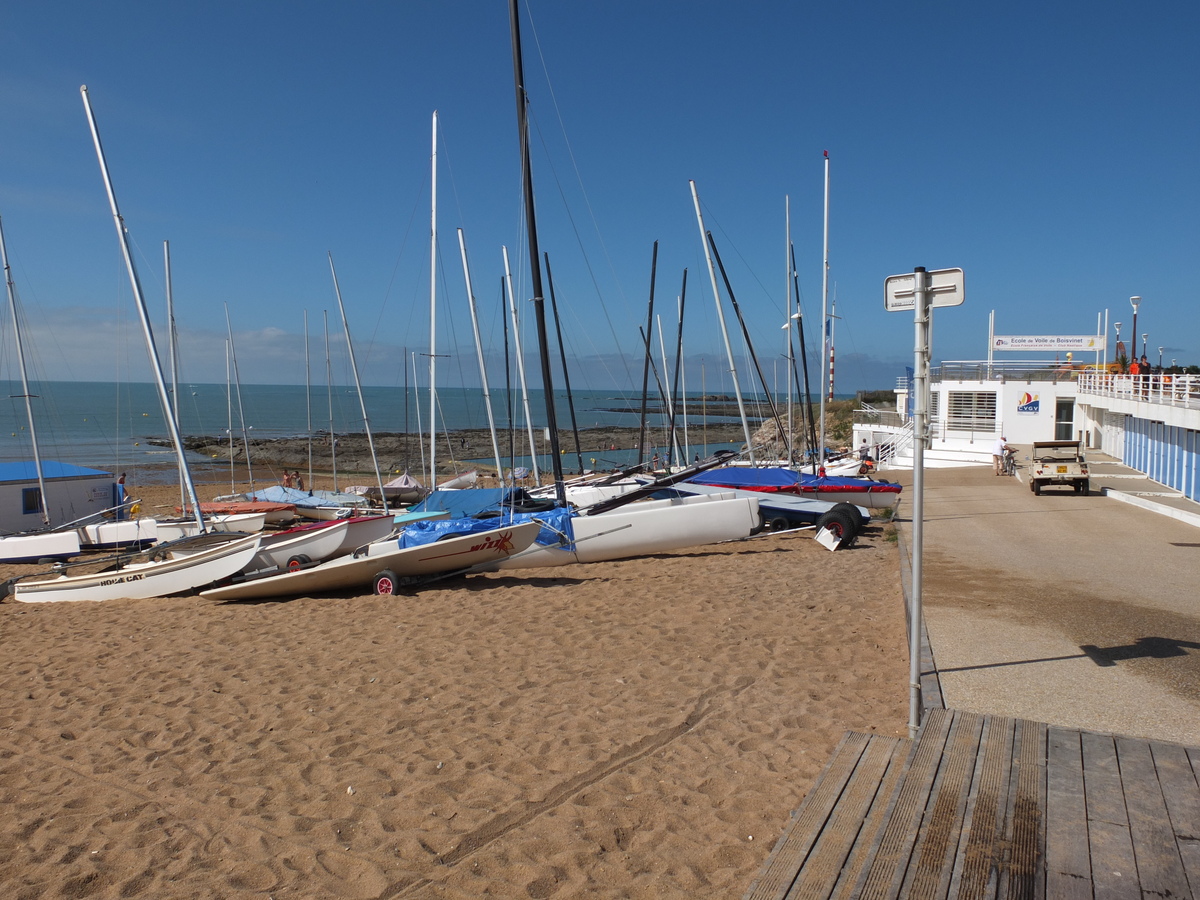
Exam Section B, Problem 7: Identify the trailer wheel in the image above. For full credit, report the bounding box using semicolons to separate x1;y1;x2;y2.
286;554;311;572
815;511;858;547
767;516;790;532
373;569;400;595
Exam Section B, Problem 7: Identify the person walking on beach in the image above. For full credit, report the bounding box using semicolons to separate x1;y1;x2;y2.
293;471;304;491
992;435;1016;475
283;471;294;489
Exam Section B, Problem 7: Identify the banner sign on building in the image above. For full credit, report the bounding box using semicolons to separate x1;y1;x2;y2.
992;335;1106;352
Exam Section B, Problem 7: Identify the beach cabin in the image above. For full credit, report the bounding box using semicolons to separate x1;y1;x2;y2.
0;461;118;533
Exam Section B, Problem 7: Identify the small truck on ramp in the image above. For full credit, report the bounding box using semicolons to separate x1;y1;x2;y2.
1029;440;1090;495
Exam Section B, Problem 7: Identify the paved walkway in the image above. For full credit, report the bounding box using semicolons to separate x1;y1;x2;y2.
891;453;1200;747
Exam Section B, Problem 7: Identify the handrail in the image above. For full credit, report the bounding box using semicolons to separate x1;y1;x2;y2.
1077;371;1200;409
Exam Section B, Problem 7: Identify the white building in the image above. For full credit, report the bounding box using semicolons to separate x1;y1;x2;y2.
856;361;1200;503
0;461;119;533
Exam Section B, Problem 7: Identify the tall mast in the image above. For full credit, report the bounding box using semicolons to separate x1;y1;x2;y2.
502;245;540;484
428;110;439;489
164;240;186;510
818;151;830;469
225;339;234;493
328;252;388;512
458;228;504;481
224;303;254;488
304;309;313;489
324;310;336;489
80;85;204;531
690;180;754;461
784;197;794;464
509;0;565;503
0;214;51;526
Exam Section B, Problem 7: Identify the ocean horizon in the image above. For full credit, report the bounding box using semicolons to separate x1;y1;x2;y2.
2;380;854;482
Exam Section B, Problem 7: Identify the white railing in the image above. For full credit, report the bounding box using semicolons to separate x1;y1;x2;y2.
1077;371;1200;408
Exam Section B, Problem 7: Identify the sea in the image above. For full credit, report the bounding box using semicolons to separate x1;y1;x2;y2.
1;381;799;484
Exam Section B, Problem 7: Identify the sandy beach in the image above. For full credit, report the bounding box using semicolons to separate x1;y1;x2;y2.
0;479;907;899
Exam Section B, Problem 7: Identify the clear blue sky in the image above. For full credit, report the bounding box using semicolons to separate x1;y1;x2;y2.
1;1;1196;396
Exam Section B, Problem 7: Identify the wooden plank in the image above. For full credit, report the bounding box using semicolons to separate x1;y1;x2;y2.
1149;740;1200;893
745;731;872;900
1116;736;1190;898
950;715;1015;900
1044;726;1093;900
827;740;912;900
855;707;955;900
899;710;985;899
786;736;909;900
1000;718;1046;900
1081;731;1138;900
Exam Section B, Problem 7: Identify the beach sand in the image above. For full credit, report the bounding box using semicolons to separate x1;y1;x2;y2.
0;480;908;899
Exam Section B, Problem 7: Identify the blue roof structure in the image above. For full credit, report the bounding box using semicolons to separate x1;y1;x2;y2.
0;460;112;483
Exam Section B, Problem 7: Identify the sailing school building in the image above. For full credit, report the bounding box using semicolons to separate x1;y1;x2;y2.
858;362;1200;503
0;461;119;533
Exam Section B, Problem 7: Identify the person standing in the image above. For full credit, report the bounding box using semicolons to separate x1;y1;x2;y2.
992;435;1016;475
283;471;294;489
293;471;304;491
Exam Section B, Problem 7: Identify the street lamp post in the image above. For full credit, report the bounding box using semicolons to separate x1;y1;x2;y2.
1159;347;1164;369
1130;296;1141;363
1141;334;1148;360
1114;322;1123;365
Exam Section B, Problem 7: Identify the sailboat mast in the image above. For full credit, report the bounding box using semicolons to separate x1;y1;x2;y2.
224;303;254;488
304;309;313;489
689;180;754;462
324;310;337;490
328;252;388;512
0;214;51;527
457;228;504;481
226;340;234;492
508;0;565;503
80;85;204;531
164;240;186;510
818;151;830;469
428;110;438;489
784;197;794;464
502;245;540;484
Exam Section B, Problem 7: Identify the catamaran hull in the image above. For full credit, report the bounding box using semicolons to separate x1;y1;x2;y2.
0;530;82;564
13;533;263;604
246;520;350;573
199;520;542;602
496;493;761;569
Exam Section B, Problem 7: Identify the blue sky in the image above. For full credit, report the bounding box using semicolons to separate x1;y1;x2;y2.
1;1;1197;398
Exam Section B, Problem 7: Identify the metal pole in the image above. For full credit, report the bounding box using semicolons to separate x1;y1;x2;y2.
909;266;929;738
818;151;830;467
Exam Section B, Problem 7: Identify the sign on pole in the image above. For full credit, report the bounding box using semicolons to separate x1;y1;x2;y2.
885;267;964;311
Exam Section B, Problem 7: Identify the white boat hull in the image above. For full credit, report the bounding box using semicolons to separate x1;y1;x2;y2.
151;512;267;543
0;530;82;563
12;533;263;604
246;520;350;573
200;521;542;602
77;517;158;549
496;493;761;569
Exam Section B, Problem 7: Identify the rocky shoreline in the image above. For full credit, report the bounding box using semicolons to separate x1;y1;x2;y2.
174;423;755;478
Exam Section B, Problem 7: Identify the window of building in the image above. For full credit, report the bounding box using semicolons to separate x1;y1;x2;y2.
22;487;43;516
946;391;997;432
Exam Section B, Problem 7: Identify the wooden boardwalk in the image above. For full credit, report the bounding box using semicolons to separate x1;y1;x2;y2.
745;708;1200;899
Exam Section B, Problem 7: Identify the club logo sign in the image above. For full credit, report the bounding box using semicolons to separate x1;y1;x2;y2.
1017;392;1040;415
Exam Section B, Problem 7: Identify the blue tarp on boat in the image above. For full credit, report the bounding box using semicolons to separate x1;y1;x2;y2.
396;506;574;552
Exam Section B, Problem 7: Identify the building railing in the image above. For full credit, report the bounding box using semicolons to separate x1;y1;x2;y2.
1077;371;1200;408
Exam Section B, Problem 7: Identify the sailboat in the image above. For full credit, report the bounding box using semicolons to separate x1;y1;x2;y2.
9;86;261;603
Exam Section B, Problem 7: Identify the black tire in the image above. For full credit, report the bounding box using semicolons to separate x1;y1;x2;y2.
815;510;858;546
286;554;311;572
1033;481;1042;496
373;569;400;595
1077;480;1089;495
767;516;790;532
829;503;865;532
